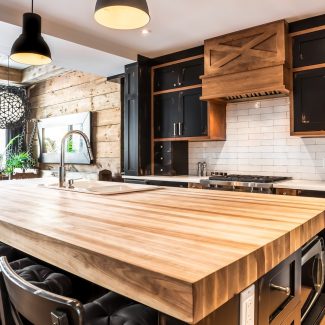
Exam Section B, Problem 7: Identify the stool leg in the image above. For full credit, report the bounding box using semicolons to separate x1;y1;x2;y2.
158;313;167;325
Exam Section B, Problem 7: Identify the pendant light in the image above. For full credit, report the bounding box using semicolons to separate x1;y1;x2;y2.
10;0;52;66
94;0;150;30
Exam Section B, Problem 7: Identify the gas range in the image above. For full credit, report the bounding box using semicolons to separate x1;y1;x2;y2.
200;173;290;194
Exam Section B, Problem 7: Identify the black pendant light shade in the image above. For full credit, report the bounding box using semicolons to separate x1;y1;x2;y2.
10;13;52;66
94;0;150;30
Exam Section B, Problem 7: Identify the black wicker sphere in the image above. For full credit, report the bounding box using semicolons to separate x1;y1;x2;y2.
0;86;29;129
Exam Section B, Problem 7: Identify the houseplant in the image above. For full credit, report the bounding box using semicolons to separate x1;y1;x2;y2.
0;135;36;179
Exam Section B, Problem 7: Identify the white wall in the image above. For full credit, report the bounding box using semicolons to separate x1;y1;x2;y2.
189;97;325;181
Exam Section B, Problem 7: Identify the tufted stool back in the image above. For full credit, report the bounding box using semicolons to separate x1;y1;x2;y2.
0;256;82;325
0;256;160;325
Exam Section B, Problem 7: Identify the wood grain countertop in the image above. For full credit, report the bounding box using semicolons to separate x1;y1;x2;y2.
122;175;209;184
274;179;325;192
0;180;324;323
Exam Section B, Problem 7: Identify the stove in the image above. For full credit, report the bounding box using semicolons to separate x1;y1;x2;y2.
200;173;290;194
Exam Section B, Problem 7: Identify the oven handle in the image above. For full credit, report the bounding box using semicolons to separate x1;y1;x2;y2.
314;251;325;292
301;237;325;322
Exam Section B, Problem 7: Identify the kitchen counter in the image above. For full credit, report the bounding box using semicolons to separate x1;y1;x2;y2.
122;175;208;183
0;180;324;323
274;179;325;192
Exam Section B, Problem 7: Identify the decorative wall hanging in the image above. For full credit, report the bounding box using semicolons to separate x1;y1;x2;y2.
0;58;30;130
0;86;30;129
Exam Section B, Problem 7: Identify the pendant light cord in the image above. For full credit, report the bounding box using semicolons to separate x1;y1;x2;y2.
31;0;34;13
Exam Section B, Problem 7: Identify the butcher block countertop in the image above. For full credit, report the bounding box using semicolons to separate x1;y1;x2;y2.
0;180;324;324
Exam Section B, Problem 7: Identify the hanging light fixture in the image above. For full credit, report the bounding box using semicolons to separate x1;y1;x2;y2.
0;57;29;130
94;0;150;30
10;0;52;66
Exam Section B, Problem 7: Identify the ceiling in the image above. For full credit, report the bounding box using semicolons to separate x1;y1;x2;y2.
0;0;324;76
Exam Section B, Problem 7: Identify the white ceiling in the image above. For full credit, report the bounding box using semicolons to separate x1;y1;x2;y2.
0;0;324;76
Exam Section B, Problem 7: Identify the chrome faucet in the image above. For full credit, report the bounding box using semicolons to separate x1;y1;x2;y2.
59;130;94;188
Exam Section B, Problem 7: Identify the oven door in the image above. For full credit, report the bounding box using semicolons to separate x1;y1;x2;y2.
301;236;325;322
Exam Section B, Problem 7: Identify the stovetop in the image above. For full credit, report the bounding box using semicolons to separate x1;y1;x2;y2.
208;174;288;183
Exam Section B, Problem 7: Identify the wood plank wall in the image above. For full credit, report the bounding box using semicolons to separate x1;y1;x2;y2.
29;71;122;176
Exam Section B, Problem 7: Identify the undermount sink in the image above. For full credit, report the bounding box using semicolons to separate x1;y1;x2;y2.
40;180;162;195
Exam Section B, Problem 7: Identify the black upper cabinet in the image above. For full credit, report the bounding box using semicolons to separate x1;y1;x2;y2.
154;92;179;138
154;89;207;139
293;30;325;68
180;88;208;137
153;65;179;92
294;68;325;132
178;59;204;88
153;58;203;92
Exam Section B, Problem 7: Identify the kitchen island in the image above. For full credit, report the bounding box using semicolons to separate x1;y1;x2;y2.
0;180;324;324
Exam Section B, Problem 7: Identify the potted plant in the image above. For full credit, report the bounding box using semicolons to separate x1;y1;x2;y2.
4;152;35;179
0;135;36;180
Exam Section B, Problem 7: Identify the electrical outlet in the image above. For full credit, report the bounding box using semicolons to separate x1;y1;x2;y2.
240;284;255;325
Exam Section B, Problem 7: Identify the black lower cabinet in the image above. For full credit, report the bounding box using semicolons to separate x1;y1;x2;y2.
294;68;325;132
258;250;301;325
154;141;188;176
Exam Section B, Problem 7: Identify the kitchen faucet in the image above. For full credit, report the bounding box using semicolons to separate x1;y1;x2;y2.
59;130;94;188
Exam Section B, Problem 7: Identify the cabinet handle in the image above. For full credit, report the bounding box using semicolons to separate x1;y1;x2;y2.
173;123;177;136
178;122;182;136
270;284;291;296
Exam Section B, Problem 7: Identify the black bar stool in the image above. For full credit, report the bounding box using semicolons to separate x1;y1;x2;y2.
0;256;158;325
0;243;25;263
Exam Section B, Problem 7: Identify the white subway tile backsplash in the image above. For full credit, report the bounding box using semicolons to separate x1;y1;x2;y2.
189;97;325;180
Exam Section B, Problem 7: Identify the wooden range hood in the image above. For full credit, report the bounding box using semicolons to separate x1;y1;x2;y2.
200;20;291;102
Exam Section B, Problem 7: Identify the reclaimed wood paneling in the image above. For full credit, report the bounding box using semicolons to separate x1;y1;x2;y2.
29;71;121;175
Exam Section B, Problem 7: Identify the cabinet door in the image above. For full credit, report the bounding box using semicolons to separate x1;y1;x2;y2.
124;64;139;176
154;93;180;138
179;88;208;137
154;65;179;92
293;30;325;68
294;68;325;132
178;58;203;88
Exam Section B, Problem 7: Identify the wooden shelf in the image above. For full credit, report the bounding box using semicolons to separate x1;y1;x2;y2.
154;136;209;142
293;63;325;73
289;25;325;37
153;84;202;96
152;54;204;70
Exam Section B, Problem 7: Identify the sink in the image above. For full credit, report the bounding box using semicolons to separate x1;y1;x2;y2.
39;180;162;195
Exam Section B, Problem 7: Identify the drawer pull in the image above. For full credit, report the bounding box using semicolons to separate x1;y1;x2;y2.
270;283;291;296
